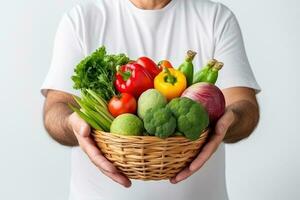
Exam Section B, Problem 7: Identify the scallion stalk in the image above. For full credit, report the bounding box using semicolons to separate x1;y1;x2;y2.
70;90;114;131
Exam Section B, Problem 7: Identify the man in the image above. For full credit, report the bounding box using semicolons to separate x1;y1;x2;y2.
42;0;260;199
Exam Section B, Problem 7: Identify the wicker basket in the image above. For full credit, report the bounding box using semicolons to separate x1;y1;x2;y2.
93;129;209;181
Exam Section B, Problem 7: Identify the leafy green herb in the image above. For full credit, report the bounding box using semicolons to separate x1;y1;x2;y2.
72;46;130;101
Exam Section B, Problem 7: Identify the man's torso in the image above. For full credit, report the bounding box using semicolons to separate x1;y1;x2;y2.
67;0;230;199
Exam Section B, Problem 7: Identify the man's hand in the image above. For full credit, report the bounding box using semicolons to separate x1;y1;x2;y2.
67;112;132;188
170;87;259;184
44;90;132;187
170;109;236;184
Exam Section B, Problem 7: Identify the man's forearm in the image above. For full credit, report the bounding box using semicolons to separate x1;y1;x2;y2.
44;102;78;146
223;100;259;143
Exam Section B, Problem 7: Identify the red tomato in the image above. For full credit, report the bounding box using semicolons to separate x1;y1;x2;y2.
158;60;173;70
108;93;137;117
136;57;160;79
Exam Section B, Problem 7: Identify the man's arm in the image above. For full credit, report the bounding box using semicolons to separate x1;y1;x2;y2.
171;87;259;184
43;90;131;187
222;87;259;143
43;90;78;146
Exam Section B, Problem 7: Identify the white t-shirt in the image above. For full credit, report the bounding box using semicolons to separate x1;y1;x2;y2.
41;0;260;199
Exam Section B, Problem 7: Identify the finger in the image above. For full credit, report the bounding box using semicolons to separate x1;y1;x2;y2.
189;110;235;172
189;139;219;171
79;136;131;187
170;139;218;184
78;135;118;173
171;110;236;184
215;110;235;136
170;166;193;184
69;113;91;137
68;112;131;187
101;170;132;188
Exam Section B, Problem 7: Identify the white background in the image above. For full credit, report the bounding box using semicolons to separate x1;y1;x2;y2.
0;0;299;199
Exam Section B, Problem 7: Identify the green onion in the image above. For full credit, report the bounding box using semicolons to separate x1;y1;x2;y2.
68;103;103;130
70;90;114;132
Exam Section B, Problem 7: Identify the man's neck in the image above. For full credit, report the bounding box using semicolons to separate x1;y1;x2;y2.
129;0;172;10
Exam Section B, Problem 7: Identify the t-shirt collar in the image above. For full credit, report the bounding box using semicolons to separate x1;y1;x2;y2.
124;0;178;14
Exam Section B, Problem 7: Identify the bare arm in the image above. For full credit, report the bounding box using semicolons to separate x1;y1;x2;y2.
171;87;259;184
43;90;78;146
43;90;131;187
222;87;259;143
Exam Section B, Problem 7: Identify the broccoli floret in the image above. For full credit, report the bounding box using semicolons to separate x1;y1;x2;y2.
144;107;176;139
167;97;209;141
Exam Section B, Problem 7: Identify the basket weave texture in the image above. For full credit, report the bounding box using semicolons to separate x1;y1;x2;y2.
93;130;209;181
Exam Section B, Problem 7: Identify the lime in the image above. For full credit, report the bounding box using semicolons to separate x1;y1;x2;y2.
110;114;143;136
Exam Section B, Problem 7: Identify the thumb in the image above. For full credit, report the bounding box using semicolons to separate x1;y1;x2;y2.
68;112;91;137
215;110;236;136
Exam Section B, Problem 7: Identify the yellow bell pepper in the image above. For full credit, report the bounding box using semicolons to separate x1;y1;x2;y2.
154;68;187;101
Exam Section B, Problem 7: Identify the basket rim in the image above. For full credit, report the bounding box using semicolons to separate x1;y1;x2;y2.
93;128;209;142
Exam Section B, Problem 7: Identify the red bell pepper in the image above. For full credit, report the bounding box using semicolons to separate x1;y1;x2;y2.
136;57;161;79
115;63;153;98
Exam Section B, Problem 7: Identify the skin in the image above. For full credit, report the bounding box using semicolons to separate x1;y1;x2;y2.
129;0;172;10
43;0;260;188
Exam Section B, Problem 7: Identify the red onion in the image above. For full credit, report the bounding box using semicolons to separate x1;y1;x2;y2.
181;83;225;122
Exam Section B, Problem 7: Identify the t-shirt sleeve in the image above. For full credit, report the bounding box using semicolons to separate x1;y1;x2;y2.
213;8;261;93
41;12;83;97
